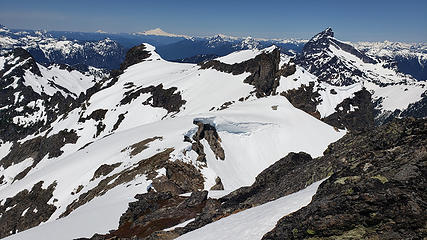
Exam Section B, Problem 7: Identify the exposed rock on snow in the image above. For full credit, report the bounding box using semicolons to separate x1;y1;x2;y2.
0;181;57;238
120;44;152;71
190;120;225;162
322;88;375;131
263;118;427;239
200;47;288;96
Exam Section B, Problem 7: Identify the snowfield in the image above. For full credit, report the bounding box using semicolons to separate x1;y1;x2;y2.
0;45;344;239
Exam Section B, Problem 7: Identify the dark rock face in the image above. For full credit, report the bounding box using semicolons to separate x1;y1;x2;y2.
296;28;376;86
120;84;186;113
399;92;427;118
0;129;78;181
83;191;210;240
323;89;375;131
200;48;285;97
0;181;57;238
112;191;208;239
147;85;186;113
192;120;225;161
0;48;42;77
112;112;126;131
120;44;152;71
281;81;375;131
394;54;427;81
152;159;205;195
263;118;427;240
91;163;121;181
210;176;224;190
79;109;108;122
280;82;321;119
220;152;333;209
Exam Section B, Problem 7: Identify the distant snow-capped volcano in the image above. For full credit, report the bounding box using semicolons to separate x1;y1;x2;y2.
135;27;191;39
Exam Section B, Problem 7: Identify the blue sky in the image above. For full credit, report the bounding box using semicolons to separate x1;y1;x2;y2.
1;0;426;42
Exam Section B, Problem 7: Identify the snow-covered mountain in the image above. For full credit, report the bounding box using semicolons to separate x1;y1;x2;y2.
354;41;427;81
0;42;345;239
0;27;426;240
134;28;192;39
0;25;126;70
156;34;306;62
292;28;426;126
0;47;101;143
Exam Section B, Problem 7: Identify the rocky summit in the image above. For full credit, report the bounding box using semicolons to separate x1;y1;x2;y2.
0;22;426;240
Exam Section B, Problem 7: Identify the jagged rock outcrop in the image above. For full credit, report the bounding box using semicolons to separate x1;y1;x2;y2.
120;84;186;113
281;82;321;119
191;120;225;161
120;44;152;71
200;48;291;96
115;191;208;239
0;181;57;238
323;89;375;131
210;177;224;190
282;84;375;131
83;191;210;240
91;163;122;181
0;48;42;77
263;118;427;239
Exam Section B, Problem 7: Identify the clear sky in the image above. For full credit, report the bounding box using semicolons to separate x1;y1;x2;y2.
1;0;426;42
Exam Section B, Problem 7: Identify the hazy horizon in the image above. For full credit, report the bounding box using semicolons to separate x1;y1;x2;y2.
1;0;426;42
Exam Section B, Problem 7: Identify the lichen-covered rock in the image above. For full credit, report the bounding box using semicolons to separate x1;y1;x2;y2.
263;118;427;239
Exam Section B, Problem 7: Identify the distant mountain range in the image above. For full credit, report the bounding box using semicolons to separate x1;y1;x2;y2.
1;24;425;81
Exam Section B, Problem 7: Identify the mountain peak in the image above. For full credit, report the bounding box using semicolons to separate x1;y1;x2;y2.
0;24;9;32
136;28;190;39
310;27;334;42
95;29;107;34
323;27;333;35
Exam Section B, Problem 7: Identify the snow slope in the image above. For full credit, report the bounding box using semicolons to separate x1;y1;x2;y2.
23;63;96;97
215;46;276;64
0;44;344;239
177;179;325;240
